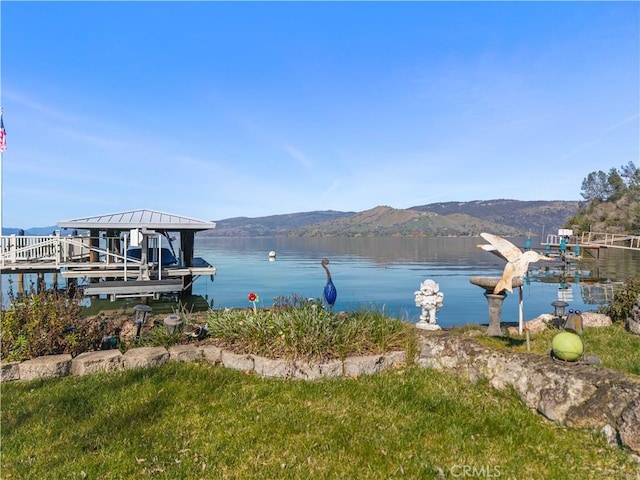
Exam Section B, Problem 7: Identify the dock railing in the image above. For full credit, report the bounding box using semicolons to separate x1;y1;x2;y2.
580;231;640;250
543;231;640;252
0;233;144;270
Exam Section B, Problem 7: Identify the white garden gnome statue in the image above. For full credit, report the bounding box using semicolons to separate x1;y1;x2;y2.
414;279;444;330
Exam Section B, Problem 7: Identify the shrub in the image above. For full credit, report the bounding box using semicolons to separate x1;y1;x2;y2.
601;276;640;323
1;286;101;361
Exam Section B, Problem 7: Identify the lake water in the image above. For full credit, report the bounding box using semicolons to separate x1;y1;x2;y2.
189;236;639;328
4;236;638;328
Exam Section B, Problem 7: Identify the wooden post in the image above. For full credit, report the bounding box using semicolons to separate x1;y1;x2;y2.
89;229;100;263
113;231;121;263
17;273;24;296
106;229;117;264
180;230;195;297
89;229;100;289
67;277;78;297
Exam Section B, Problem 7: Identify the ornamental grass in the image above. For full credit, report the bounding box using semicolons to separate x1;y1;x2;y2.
205;298;412;362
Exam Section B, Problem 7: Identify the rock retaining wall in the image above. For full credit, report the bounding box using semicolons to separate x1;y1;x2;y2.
415;331;640;455
0;345;405;383
2;332;639;455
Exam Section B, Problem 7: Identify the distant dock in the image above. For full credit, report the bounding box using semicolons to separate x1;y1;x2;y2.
540;231;640;259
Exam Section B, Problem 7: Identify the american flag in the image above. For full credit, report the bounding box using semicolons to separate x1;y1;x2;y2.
0;112;5;153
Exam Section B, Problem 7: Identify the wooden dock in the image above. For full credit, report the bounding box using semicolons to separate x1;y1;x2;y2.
83;279;184;301
0;233;216;300
577;231;640;251
540;231;640;259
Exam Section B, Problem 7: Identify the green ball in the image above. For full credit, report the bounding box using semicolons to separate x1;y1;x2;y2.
552;332;584;361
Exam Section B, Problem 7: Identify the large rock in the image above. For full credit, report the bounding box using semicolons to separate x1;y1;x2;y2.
71;350;123;376
253;355;294;378
382;351;407;369
628;294;640;336
19;354;72;381
507;315;551;336
619;397;640;454
292;359;343;380
526;315;552;334
581;312;612;328
168;344;204;363
344;354;384;377
1;362;21;382
415;331;640;455
201;345;223;364
220;350;254;372
123;347;169;370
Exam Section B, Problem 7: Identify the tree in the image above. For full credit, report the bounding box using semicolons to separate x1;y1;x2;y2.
620;161;640;189
572;164;640;235
580;170;611;202
607;167;627;200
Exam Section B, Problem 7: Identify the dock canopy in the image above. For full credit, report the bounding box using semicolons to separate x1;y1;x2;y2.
56;209;216;298
2;209;217;300
57;209;216;232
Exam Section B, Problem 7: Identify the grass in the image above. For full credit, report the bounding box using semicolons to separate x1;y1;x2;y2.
470;321;640;376
2;363;639;480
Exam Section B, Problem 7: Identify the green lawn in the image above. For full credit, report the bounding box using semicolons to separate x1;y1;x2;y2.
2;363;638;479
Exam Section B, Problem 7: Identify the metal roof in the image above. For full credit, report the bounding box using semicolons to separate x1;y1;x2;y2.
57;209;217;231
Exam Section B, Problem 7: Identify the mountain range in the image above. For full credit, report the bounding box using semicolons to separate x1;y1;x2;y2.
202;199;579;238
4;199;579;238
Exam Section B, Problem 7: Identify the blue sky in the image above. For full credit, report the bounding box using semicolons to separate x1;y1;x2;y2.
1;1;638;228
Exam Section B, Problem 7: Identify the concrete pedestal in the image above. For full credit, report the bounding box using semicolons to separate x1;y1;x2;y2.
469;276;523;338
485;292;507;336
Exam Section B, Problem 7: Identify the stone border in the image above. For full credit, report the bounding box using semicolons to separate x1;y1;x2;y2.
1;334;638;456
0;345;407;383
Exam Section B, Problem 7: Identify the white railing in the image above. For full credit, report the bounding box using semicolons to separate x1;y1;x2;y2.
580;232;640;250
544;234;579;246
0;234;145;270
542;232;640;251
1;234;60;265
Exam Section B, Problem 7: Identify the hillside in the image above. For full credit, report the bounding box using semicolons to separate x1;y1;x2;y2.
201;200;578;237
289;206;522;237
411;200;580;235
201;210;354;237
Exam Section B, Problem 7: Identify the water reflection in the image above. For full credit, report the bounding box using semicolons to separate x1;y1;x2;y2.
196;236;518;267
195;236;640;280
191;236;639;326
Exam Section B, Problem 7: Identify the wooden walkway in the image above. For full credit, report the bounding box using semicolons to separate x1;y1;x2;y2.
578;231;640;251
541;231;640;257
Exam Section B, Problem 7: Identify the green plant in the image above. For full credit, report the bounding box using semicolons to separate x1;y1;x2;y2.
126;322;184;350
0;286;102;361
601;276;640;323
205;300;413;362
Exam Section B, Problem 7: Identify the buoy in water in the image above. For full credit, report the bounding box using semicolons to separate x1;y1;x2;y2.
268;251;276;260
